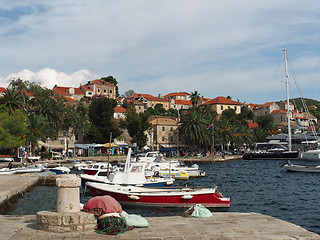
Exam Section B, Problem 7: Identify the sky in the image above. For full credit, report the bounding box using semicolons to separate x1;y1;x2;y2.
1;1;320;104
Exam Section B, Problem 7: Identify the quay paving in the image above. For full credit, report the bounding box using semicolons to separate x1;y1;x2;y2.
0;176;319;239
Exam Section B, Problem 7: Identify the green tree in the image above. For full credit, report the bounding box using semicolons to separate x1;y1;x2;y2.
123;89;135;98
85;97;121;143
0;109;27;156
255;114;276;132
120;107;151;148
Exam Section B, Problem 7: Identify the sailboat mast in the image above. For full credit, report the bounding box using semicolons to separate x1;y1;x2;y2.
283;49;292;152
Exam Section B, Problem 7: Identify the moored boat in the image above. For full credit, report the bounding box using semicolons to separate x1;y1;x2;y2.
86;182;231;208
283;161;320;173
49;166;71;174
82;162;113;175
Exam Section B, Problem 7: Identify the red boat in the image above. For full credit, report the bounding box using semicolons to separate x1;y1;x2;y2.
86;182;231;208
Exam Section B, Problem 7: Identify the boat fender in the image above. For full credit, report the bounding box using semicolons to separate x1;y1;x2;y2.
166;181;174;185
181;194;193;200
128;195;140;200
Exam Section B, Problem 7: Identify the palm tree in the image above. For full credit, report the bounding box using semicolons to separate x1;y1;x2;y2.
177;109;211;153
26;114;48;154
190;91;201;108
0;87;24;115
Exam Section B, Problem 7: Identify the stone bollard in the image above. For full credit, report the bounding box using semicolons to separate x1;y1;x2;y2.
56;174;80;213
37;174;96;232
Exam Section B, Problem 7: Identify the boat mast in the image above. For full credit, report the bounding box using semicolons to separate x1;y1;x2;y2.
284;49;292;152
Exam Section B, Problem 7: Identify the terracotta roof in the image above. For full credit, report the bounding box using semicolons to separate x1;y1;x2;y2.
128;93;154;99
295;116;308;120
174;99;192;105
87;79;115;86
202;96;241;106
0;87;6;93
114;106;127;113
271;110;287;114
80;85;92;91
163;92;191;98
144;95;169;102
53;86;84;96
65;97;77;102
259;102;275;108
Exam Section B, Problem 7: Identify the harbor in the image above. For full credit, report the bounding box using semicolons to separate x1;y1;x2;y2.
1;157;320;239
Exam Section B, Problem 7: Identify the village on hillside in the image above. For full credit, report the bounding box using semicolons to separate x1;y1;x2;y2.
0;77;318;158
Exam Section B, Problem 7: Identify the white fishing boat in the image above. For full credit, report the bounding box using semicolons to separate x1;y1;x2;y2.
283;161;320;173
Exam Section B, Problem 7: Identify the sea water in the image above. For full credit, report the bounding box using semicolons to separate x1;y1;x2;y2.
4;159;320;234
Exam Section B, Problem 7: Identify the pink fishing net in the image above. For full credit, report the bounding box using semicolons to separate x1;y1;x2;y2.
83;195;122;216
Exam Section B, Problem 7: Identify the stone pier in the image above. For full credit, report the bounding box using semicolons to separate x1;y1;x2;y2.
36;174;96;232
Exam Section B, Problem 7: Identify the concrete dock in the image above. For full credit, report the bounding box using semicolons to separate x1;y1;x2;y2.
0;175;319;239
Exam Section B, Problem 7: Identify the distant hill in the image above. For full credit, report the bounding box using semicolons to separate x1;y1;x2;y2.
290;98;320;110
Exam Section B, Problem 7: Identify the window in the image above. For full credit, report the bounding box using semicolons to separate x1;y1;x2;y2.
170;127;173;131
221;106;223;110
110;90;112;93
228;106;230;109
97;88;100;93
170;137;174;142
162;127;165;131
162;137;165;141
88;92;92;95
235;106;237;111
104;89;106;93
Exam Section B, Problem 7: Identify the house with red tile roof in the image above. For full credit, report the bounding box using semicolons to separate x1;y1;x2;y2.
253;102;279;117
201;96;242;114
81;79;116;99
169;99;192;110
52;85;84;101
271;109;290;125
163;92;191;101
114;106;127;120
127;93;170;110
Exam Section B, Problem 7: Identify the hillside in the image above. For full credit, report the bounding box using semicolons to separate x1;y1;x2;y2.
290;98;320;109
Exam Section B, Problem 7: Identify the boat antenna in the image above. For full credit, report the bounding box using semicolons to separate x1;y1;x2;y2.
284;49;292;152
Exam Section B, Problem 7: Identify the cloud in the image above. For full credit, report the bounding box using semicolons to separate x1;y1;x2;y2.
1;1;320;103
3;68;99;88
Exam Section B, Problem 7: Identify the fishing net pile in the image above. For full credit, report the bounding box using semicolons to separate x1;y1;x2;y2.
83;195;132;235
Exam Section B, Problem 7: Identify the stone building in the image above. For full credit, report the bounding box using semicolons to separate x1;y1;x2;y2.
146;116;179;150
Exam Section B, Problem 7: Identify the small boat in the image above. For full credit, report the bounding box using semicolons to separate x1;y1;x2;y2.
86;182;231;208
73;162;88;171
0;167;16;174
0;155;14;162
14;164;45;174
49;166;71;174
82;162;113;175
283;161;320;173
158;170;189;180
